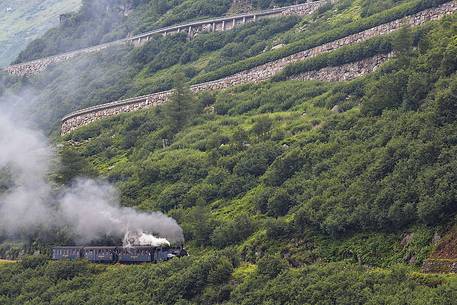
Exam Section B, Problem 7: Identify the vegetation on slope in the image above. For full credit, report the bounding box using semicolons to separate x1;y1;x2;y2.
1;0;442;134
60;15;457;244
1;0;457;304
1;255;457;305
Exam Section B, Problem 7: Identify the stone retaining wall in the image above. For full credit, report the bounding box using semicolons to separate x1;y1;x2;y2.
2;1;329;76
422;259;457;273
3;41;124;76
60;53;390;134
289;53;393;82
61;1;457;134
196;1;457;89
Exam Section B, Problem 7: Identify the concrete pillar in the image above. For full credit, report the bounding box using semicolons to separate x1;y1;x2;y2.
222;20;225;31
243;16;246;24
188;26;192;39
212;22;216;32
233;18;236;27
177;28;181;33
253;15;256;21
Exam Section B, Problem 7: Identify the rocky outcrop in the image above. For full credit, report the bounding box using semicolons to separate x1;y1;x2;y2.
61;1;457;135
422;227;457;273
2;1;330;76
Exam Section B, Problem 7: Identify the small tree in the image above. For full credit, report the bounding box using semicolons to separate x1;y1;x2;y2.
164;72;195;132
392;26;413;56
267;189;295;217
57;148;95;184
256;255;288;278
189;199;214;246
252;116;273;139
232;127;248;148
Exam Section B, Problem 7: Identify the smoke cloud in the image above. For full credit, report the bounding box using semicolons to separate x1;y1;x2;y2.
59;179;184;244
0;103;184;245
0;110;55;235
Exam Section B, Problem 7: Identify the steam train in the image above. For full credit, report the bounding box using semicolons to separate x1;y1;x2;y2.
52;246;188;264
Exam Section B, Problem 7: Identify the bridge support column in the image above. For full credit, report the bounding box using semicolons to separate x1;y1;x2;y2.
188;26;193;39
233;18;236;27
212;22;216;32
222;20;225;31
243;16;246;24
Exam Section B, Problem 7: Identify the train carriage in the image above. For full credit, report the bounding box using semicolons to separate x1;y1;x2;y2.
52;247;82;260
51;245;187;263
118;246;154;264
83;247;117;263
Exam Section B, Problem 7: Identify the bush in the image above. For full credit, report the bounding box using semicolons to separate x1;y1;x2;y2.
20;255;48;269
256;255;288;278
211;216;255;248
267;189;295;217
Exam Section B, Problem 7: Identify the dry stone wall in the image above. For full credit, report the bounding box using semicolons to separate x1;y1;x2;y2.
289;53;393;82
2;1;329;76
422;259;457;273
61;1;457;135
3;41;126;76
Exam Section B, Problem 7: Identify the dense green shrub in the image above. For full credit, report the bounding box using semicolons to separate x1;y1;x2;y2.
211;216;255;248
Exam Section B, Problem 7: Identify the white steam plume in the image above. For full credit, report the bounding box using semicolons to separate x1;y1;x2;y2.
0;107;184;245
0;111;55;234
123;231;171;247
59;179;183;244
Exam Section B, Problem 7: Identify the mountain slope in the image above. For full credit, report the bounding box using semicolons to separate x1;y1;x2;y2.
0;0;81;67
1;0;457;304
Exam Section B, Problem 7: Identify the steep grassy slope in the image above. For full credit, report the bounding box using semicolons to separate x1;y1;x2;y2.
1;0;457;304
2;16;457;301
0;0;429;133
58;13;457;260
0;0;81;67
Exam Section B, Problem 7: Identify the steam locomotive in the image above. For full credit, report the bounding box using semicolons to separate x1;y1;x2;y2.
52;246;188;264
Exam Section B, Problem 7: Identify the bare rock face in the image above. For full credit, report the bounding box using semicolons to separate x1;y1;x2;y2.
400;233;414;247
331;105;341;113
421;226;457;273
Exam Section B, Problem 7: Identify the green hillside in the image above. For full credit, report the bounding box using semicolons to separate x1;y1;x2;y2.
2;0;457;304
0;0;81;67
